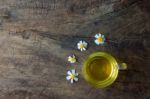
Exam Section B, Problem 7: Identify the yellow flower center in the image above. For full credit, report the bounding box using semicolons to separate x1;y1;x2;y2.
70;58;75;62
70;74;75;79
79;44;84;49
97;37;103;43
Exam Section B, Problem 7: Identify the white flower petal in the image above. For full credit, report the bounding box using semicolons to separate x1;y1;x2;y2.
68;58;71;61
95;40;100;45
95;34;99;38
70;61;73;63
83;48;86;51
67;71;72;75
98;33;102;37
75;73;79;76
82;41;86;44
77;43;80;46
77;46;81;49
79;41;82;43
72;55;75;58
94;39;97;43
71;79;74;84
72;69;75;74
102;35;104;38
66;76;71;80
68;56;71;59
83;42;87;47
103;38;106;41
74;77;78;81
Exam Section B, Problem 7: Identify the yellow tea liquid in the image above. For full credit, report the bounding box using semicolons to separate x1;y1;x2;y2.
88;57;112;81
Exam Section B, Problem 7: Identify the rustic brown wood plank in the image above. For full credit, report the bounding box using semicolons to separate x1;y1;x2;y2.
0;0;150;99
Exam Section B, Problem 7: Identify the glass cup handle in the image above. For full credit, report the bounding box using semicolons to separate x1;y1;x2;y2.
118;63;127;70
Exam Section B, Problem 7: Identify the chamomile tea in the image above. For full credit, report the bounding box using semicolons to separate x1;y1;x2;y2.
87;57;112;81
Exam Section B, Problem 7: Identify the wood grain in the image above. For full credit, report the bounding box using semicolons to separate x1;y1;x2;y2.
0;0;150;99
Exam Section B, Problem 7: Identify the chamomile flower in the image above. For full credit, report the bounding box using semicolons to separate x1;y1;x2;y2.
94;33;105;45
66;69;79;84
77;41;88;51
68;55;76;63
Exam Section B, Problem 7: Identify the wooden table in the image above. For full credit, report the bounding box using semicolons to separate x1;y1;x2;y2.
0;0;149;99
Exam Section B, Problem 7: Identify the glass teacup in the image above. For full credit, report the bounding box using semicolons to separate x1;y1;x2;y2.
82;52;127;88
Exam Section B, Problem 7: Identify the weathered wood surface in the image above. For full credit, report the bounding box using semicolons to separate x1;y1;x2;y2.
0;0;149;99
